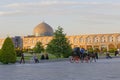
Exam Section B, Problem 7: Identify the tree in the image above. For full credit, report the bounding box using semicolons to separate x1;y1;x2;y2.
33;41;44;54
88;47;93;53
15;48;23;57
109;48;117;53
0;37;16;64
94;48;100;53
46;26;72;58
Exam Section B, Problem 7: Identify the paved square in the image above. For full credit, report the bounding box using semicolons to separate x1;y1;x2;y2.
0;58;120;80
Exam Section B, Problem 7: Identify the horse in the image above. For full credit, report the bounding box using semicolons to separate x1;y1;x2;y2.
89;52;96;62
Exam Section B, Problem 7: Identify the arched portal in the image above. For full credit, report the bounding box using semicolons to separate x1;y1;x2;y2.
108;44;115;49
117;44;120;49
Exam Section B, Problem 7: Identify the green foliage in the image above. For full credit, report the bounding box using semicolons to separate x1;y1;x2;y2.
94;48;100;52
109;48;117;53
33;41;44;54
88;48;93;53
22;48;28;53
101;47;107;53
46;26;72;58
0;37;16;64
15;48;23;57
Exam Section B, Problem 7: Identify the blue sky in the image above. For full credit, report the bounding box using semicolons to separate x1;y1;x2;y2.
0;0;120;37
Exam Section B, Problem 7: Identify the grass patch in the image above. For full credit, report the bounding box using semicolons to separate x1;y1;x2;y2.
17;53;57;61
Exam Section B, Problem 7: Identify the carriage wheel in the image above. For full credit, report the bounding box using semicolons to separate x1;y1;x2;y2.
74;56;80;63
69;56;74;63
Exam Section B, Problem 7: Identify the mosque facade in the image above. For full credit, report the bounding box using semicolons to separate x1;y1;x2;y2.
0;22;120;51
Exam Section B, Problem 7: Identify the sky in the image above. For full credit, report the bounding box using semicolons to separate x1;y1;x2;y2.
0;0;120;38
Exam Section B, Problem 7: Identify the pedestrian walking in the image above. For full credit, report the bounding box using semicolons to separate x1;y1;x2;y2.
106;52;112;59
20;53;25;64
115;50;119;56
95;52;98;59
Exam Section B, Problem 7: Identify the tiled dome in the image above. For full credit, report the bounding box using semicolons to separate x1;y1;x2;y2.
33;22;53;36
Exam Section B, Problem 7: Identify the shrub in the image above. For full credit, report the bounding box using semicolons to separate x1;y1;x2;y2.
0;37;16;64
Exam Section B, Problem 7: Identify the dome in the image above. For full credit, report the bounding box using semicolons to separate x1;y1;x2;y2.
33;22;54;36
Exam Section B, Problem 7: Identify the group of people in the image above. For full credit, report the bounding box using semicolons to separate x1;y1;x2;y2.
71;47;120;63
70;47;98;63
19;48;120;64
106;50;119;59
32;53;49;63
20;53;49;64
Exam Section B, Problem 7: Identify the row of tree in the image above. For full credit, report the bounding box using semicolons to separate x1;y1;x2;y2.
87;47;118;53
0;26;72;64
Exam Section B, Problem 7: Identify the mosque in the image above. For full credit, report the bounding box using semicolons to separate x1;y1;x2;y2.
0;22;120;51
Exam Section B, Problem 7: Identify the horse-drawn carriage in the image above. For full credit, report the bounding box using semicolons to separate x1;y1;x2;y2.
69;47;97;63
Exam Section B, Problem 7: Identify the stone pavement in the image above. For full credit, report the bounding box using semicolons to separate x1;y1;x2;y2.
0;58;120;80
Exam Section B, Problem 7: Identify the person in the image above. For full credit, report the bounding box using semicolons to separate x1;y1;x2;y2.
45;53;49;60
80;48;85;63
20;53;25;64
33;54;39;63
95;52;98;59
40;54;45;60
115;50;119;56
106;52;112;59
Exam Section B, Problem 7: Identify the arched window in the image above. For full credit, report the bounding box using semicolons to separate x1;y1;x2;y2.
94;37;99;43
36;39;39;42
101;36;106;43
68;39;71;43
79;38;83;43
86;37;91;43
33;39;35;44
117;36;120;42
74;38;78;43
27;39;30;44
109;36;114;42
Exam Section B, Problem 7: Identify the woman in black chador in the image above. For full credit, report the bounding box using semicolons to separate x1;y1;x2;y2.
41;54;45;60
